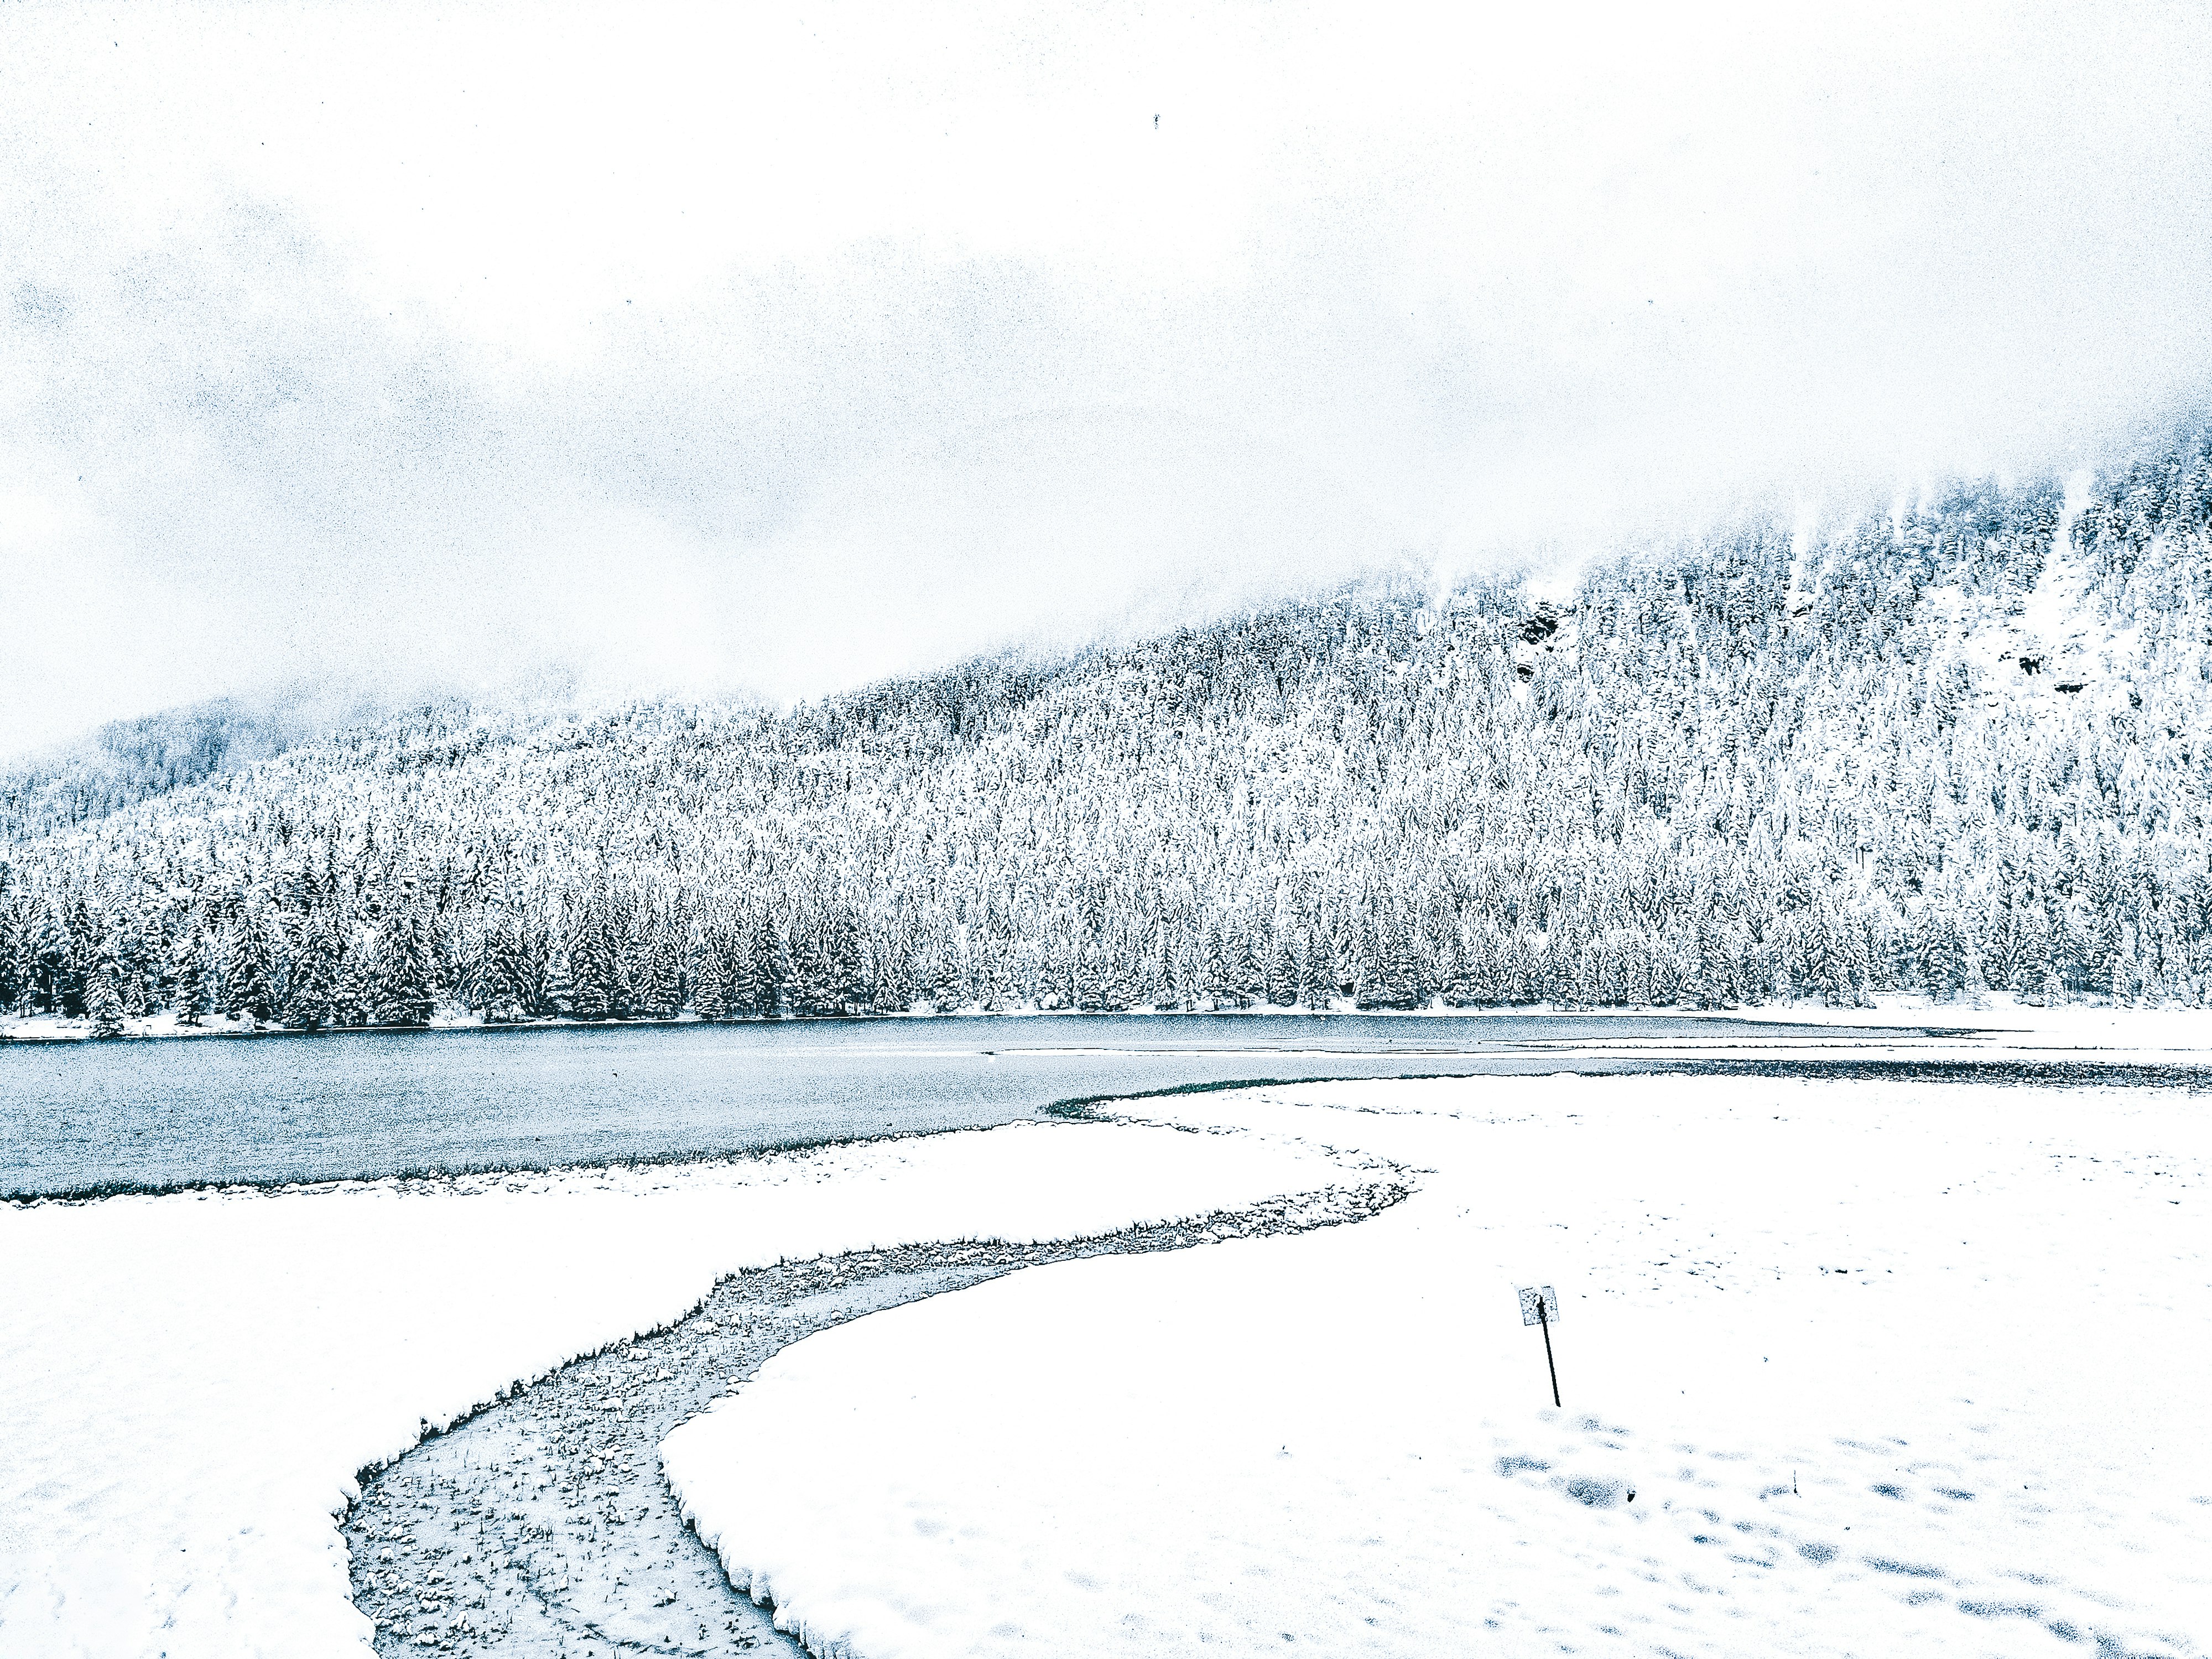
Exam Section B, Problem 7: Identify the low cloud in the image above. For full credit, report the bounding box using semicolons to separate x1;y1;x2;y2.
3;0;2209;753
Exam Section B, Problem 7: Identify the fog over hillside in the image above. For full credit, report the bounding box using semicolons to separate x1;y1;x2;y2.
5;1;2212;754
5;426;2208;1029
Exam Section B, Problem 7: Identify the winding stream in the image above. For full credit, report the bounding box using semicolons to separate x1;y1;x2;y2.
343;1177;1409;1656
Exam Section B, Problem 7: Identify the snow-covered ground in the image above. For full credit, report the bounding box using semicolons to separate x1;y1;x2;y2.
0;1007;517;1041
0;1120;1356;1659
667;1075;2212;1659
1724;992;2212;1054
1946;526;2144;716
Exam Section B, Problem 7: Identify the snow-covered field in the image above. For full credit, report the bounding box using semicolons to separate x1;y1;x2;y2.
667;1075;2212;1659
0;1120;1354;1658
9;1067;2207;1659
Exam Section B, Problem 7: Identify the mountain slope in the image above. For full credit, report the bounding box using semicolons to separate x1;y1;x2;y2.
4;436;2210;1027
0;690;391;845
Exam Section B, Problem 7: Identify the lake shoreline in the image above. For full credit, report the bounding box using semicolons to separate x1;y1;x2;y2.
1;998;2007;1046
11;1005;2210;1201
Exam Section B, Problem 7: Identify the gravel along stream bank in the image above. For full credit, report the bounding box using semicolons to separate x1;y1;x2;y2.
344;1176;1411;1656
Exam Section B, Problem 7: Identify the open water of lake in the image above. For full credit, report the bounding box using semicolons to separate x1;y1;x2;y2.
3;1012;1959;1197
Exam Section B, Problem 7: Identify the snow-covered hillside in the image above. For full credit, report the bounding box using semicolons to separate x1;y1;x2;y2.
0;691;390;846
4;433;2210;1029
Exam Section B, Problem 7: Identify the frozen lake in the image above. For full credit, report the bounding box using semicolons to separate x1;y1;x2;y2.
3;1011;1963;1197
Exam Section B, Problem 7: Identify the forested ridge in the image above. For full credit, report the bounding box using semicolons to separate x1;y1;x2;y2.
0;693;376;845
6;431;2212;1033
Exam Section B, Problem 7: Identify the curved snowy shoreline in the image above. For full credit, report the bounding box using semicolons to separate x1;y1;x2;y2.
0;1117;1356;1658
343;1180;1408;1655
665;1074;2212;1659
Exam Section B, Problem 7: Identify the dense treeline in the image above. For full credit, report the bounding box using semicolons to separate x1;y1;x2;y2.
5;431;2212;1033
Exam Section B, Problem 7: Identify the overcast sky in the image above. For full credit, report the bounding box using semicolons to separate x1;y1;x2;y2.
3;0;2209;756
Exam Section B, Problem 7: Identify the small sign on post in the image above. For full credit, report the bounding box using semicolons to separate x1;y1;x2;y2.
1517;1284;1562;1407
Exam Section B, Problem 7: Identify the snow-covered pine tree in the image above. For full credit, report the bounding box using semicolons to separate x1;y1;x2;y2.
469;912;519;1022
719;920;761;1017
537;940;574;1021
815;903;871;1015
639;917;683;1020
285;914;340;1030
86;957;126;1038
752;914;789;1016
565;909;615;1021
870;930;913;1014
691;938;728;1021
222;910;276;1027
1915;906;1964;1002
171;930;210;1026
1263;933;1297;1007
1073;941;1121;1012
2011;902;2055;1004
369;897;437;1027
331;929;374;1028
613;907;650;1020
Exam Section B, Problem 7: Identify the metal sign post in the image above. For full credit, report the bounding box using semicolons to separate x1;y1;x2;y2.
1517;1284;1562;1407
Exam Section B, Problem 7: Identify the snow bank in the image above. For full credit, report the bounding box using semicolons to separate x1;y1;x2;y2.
666;1076;2212;1658
0;1119;1348;1658
1724;993;2212;1057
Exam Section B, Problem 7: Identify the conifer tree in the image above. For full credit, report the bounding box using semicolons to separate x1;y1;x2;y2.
285;915;340;1030
1263;935;1298;1007
223;912;276;1027
1297;930;1336;1009
331;932;374;1028
369;901;437;1027
871;933;913;1014
2109;929;2141;1006
469;913;519;1022
720;923;760;1017
86;959;126;1039
565;912;615;1021
639;919;683;1020
1960;928;1990;1008
691;942;728;1021
172;932;210;1026
614;914;650;1020
754;914;790;1016
537;939;574;1020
